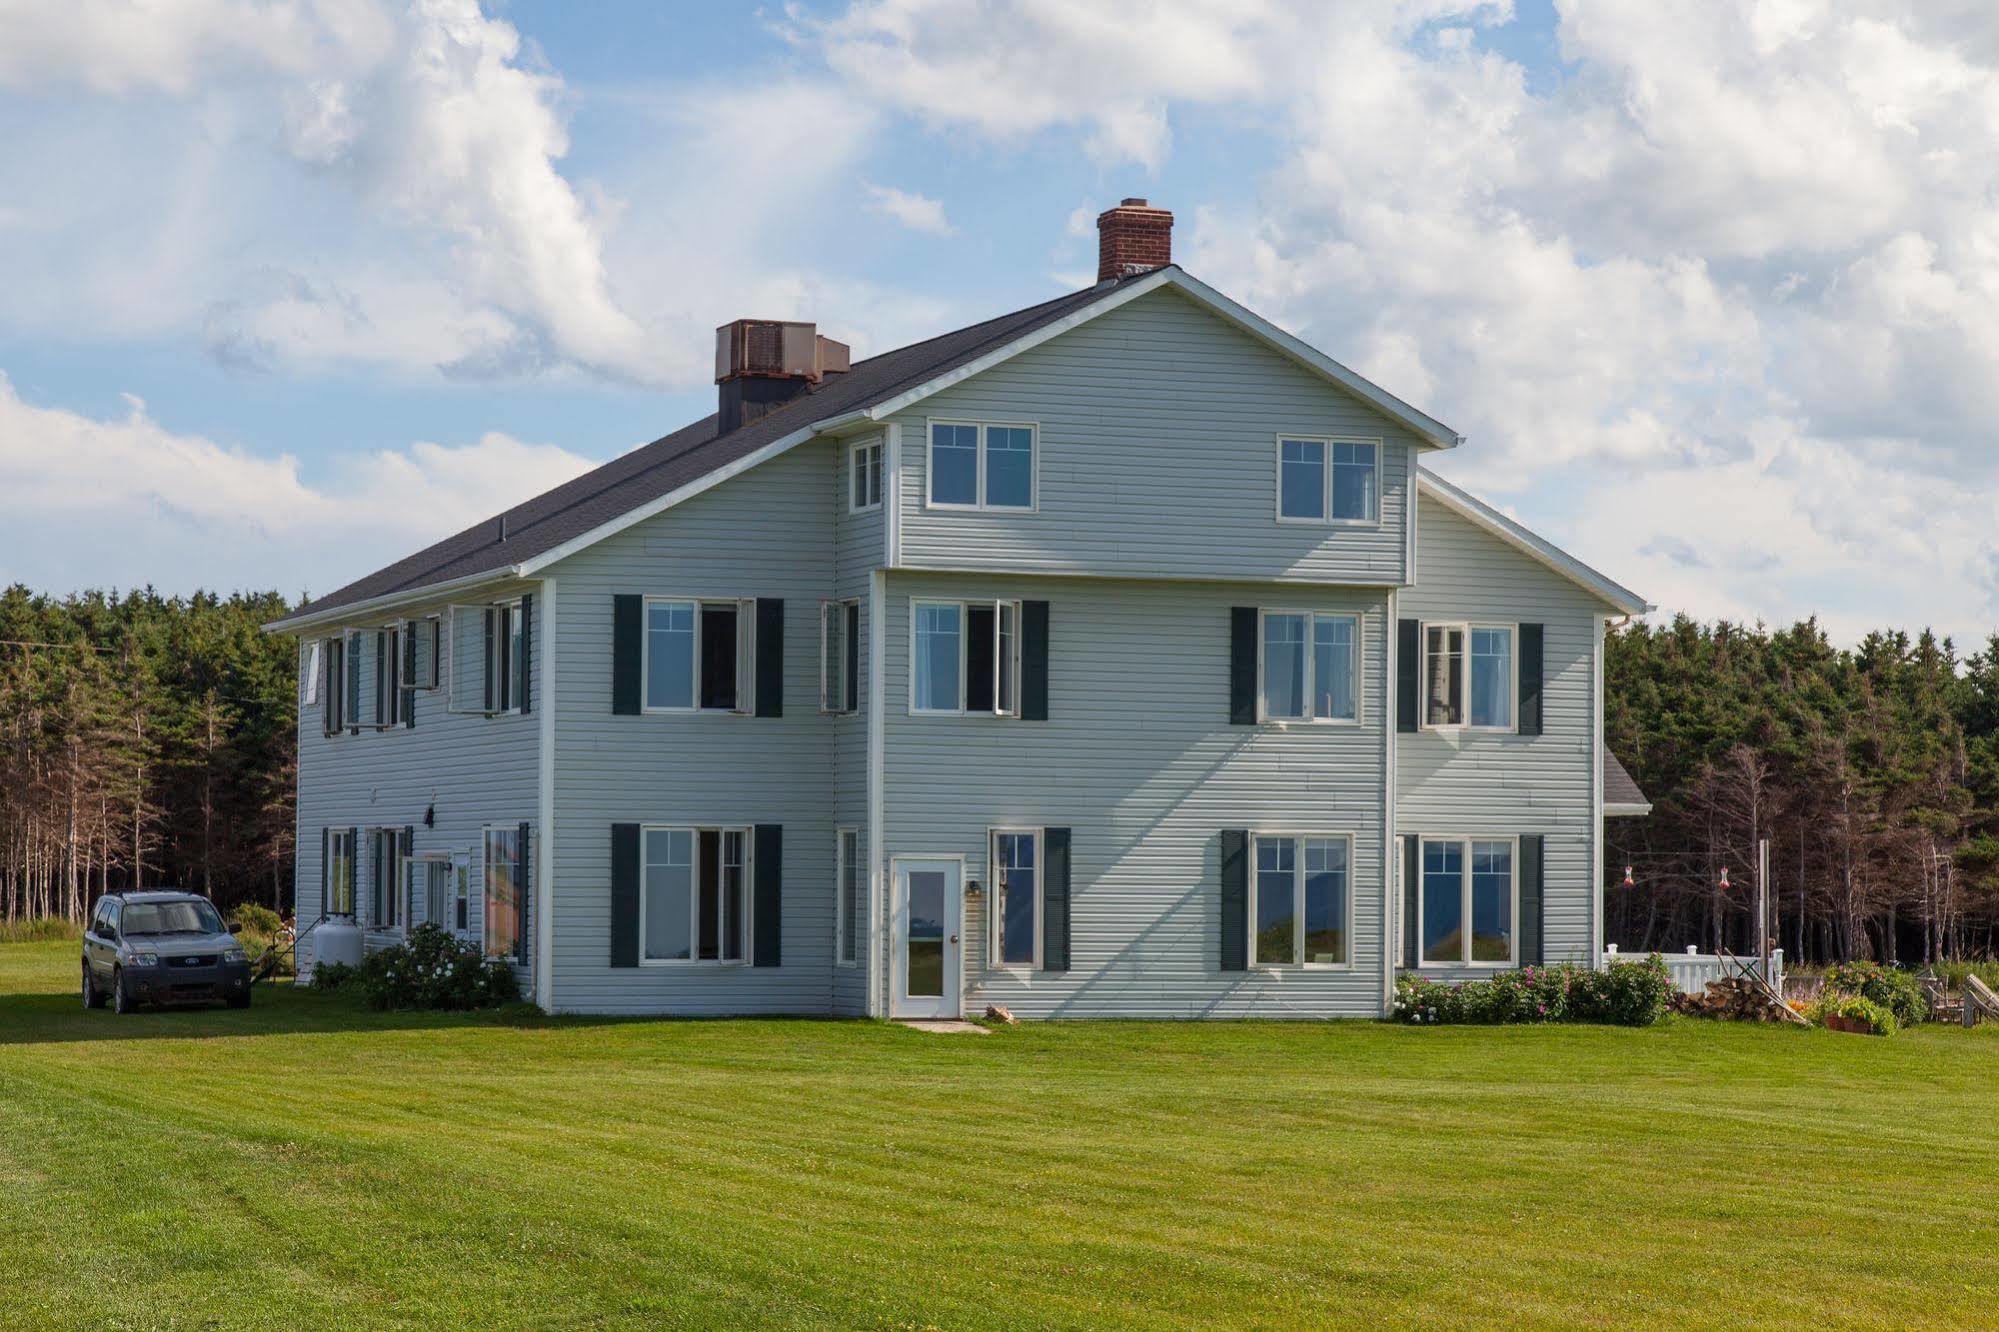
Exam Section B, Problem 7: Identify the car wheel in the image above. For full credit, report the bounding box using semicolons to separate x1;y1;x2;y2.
82;963;106;1010
111;968;133;1015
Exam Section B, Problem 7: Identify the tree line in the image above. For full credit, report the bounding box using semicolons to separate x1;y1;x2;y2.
4;585;1996;967
0;586;297;923
1606;616;1999;965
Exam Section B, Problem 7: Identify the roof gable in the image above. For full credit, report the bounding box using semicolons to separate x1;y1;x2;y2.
1418;470;1650;616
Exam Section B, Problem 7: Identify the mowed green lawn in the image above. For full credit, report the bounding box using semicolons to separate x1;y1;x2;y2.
3;942;1997;1330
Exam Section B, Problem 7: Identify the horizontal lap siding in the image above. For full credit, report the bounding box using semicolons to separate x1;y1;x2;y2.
292;583;542;988
1396;494;1602;972
893;287;1415;585
832;434;881;1015
884;572;1390;1019
547;443;838;1015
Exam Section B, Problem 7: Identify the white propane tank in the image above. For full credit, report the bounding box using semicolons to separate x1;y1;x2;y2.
311;917;363;978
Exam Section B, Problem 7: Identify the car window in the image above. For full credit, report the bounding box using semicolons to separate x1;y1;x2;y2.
120;900;223;937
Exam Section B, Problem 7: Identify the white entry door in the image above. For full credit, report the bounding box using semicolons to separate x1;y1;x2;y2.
892;858;962;1019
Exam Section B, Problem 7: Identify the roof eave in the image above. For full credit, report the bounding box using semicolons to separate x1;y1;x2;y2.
1605;802;1654;818
1417;470;1651;616
264;565;527;635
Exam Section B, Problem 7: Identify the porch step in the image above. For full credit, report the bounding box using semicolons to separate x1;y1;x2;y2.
894;1019;989;1035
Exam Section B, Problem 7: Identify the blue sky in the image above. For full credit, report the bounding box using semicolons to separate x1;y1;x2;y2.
0;1;1993;645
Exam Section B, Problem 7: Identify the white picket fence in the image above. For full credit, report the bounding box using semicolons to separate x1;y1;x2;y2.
1604;944;1785;997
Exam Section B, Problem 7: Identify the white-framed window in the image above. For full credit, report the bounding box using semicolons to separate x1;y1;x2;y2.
926;420;1036;511
850;440;883;512
446;602;525;716
1276;436;1379;524
989;828;1041;969
821;599;859;714
326;828;356;915
910;598;1020;716
643;596;754;714
1251;833;1351;967
1259;610;1359;723
1419;835;1516;967
407;615;442;691
370;828;405;930
836;827;862;966
408;854;452;930
1422;622;1514;730
482;824;527;963
303;640;322;707
344;628;364;727
319;635;346;734
640;825;751;964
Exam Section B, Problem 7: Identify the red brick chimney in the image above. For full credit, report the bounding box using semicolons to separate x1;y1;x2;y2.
1096;198;1173;283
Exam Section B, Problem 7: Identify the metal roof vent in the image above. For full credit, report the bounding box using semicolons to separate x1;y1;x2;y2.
714;320;851;433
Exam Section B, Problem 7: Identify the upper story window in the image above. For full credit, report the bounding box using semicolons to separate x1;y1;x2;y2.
912;599;1020;716
644;597;753;714
850;440;883;513
447;599;531;717
821;600;860;714
1259;611;1359;723
1423;622;1513;730
1253;833;1350;967
928;421;1036;511
1276;436;1378;524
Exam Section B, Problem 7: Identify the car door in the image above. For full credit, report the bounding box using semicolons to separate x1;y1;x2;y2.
86;902;115;979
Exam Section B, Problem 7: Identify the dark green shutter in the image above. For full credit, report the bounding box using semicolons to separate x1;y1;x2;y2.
1519;834;1544;966
323;640;338;735
402;628;416;729
753;824;782;966
612;595;642;715
1229;608;1257;725
1402;835;1419;969
375;631;387;728
483;608;498;712
519;594;534;716
1022;600;1050;720
1398;619;1420;733
1219;829;1248;971
1518;623;1543;736
320;827;329;919
755;599;784;718
844;601;860;711
401;827;414;928
1043;827;1070;971
517;821;531;964
610;823;640;967
347;827;359;914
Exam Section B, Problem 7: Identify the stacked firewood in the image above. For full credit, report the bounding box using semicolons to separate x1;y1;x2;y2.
1668;976;1796;1022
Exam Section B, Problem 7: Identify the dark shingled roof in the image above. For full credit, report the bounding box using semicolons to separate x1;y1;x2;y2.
282;273;1153;625
1604;745;1650;810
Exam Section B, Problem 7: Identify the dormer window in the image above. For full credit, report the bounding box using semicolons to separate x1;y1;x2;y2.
1277;436;1378;524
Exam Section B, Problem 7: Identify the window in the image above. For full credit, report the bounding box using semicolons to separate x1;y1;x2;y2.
447;602;527;716
640;826;750;964
344;629;363;728
378;626;403;728
409;616;442;690
1252;834;1350;966
1420;836;1515;966
911;599;1020;716
327;828;356;916
1278;439;1325;520
370;829;404;929
1259;611;1359;722
990;829;1040;968
483;825;526;963
643;596;754;714
836;827;862;966
850;441;883;512
1276;437;1378;524
1423;622;1514;730
320;636;345;734
822;600;860;714
303;641;321;706
927;421;1035;511
410;856;451;930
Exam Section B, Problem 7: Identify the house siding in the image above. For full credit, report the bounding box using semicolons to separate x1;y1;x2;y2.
890;286;1417;586
1395;490;1605;977
292;583;543;990
881;571;1391;1019
545;442;839;1015
831;431;882;1015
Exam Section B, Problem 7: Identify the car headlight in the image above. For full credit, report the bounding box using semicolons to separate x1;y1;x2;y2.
123;951;159;967
224;947;248;964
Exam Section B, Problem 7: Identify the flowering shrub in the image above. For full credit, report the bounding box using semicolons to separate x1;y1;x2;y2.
1823;961;1927;1027
351;924;520;1011
1393;956;1671;1027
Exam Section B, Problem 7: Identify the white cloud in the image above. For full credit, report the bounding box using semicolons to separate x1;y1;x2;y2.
862;182;954;235
0;371;594;597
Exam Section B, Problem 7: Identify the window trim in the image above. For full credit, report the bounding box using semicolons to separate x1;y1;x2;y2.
986;826;1044;971
407;851;452;932
1255;608;1363;726
1248;830;1355;970
907;597;1023;718
303;640;322;707
923;418;1040;513
835;826;862;968
640;594;756;716
1273;434;1382;528
1419;620;1518;733
849;439;883;513
820;598;860;715
636;823;754;967
408;614;443;692
327;828;357;916
480;823;528;963
1415;833;1520;969
444;601;526;718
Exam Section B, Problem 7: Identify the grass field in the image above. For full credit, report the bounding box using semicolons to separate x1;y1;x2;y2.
2;940;1997;1330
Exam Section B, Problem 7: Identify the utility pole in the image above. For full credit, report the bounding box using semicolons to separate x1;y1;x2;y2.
1756;837;1771;968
